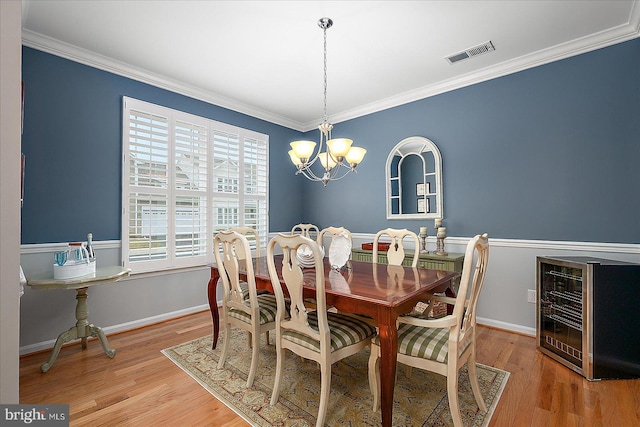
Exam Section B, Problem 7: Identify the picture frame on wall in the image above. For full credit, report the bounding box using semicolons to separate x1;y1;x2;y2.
416;183;425;196
418;198;430;213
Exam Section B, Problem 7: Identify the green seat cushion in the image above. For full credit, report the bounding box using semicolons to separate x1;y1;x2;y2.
282;311;376;353
229;294;278;325
373;323;450;363
238;280;270;300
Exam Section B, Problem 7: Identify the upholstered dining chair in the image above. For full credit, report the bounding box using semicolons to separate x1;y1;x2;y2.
317;226;352;251
227;226;270;347
267;234;377;427
227;226;269;297
372;228;420;267
291;223;320;241
229;226;260;258
214;230;278;388
368;233;490;427
318;226;353;269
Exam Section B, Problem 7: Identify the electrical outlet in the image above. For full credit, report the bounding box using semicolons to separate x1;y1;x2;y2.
527;289;536;304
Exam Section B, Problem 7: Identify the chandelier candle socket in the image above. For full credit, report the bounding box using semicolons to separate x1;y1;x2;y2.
288;17;367;186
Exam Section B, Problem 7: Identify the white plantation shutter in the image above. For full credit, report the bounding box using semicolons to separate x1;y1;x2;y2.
122;97;268;273
127;193;168;261
243;137;268;240
124;104;170;268
210;128;268;255
212;130;240;194
174;117;209;262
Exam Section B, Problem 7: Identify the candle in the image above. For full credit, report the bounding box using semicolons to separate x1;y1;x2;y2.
437;227;446;237
435;218;442;228
420;226;427;235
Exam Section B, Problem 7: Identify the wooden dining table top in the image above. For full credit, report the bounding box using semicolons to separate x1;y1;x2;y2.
246;255;458;310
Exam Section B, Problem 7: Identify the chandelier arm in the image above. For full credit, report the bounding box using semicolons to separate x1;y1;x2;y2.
328;166;357;182
296;166;325;182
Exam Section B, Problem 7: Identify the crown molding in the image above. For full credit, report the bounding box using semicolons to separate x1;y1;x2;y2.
322;9;640;131
22;2;640;134
21;29;303;132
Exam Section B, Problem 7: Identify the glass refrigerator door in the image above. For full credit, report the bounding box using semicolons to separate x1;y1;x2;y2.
539;261;584;370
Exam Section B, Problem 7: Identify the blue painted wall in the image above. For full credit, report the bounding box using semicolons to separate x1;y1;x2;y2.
21;38;640;245
20;47;302;244
301;38;640;244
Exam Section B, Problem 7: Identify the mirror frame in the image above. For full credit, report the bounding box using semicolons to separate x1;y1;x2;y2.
385;136;443;220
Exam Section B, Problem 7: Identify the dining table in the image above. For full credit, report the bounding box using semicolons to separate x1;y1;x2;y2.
207;255;459;427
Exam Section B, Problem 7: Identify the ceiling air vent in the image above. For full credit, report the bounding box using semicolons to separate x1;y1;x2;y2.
446;41;495;64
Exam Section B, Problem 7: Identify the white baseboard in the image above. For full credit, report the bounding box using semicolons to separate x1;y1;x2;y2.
19;304;210;355
477;316;536;337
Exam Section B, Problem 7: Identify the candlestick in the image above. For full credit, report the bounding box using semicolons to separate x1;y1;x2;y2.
419;227;428;253
435;226;447;255
434;218;442;228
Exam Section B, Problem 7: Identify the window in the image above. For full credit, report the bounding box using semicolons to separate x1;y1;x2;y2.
122;97;268;273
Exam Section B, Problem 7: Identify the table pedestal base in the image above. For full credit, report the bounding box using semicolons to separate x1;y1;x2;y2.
41;287;115;373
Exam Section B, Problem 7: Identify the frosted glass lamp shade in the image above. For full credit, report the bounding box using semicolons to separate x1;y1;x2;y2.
345;146;367;165
327;138;353;158
288;150;303;166
290;140;316;160
319;152;337;170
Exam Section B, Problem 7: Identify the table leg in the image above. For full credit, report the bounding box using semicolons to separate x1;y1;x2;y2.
40;287;116;373
445;285;456;315
378;318;399;427
41;326;78;373
208;268;221;349
89;324;116;358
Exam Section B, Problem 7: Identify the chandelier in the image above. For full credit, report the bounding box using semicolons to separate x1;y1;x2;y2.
288;17;366;186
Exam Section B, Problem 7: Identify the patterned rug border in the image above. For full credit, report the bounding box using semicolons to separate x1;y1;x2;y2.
162;333;509;427
162;342;259;426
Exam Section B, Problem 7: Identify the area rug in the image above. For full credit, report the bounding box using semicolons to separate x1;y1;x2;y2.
162;329;509;426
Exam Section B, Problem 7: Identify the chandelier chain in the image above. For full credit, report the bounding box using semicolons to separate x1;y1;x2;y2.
323;23;328;124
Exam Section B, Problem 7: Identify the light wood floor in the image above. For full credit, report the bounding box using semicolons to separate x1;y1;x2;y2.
20;310;639;426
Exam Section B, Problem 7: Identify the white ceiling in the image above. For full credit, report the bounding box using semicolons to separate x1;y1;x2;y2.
21;1;640;131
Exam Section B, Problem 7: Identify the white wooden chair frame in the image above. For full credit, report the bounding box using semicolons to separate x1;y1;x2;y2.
372;228;420;267
228;226;260;259
214;230;276;388
291;223;320;240
368;233;490;427
267;233;373;427
317;226;353;259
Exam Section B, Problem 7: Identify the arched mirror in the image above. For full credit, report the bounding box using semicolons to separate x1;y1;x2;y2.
386;136;443;219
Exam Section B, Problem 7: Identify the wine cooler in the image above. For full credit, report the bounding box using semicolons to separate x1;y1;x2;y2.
536;256;640;380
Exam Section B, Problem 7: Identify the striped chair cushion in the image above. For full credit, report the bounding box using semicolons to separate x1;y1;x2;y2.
282;311;376;353
374;323;452;363
375;323;474;364
238;281;270;300
229;294;279;325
